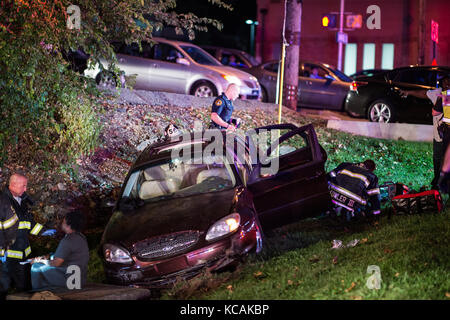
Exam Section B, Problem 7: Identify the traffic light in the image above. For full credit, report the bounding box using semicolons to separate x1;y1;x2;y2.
322;13;337;28
346;14;363;29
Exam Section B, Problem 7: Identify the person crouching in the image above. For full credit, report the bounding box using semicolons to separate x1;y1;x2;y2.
30;211;89;291
327;160;381;221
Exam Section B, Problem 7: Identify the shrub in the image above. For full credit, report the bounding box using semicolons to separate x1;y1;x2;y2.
0;0;230;169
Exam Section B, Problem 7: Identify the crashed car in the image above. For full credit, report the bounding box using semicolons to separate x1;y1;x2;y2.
100;124;331;288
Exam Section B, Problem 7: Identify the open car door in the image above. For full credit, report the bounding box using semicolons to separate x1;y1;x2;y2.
246;123;331;230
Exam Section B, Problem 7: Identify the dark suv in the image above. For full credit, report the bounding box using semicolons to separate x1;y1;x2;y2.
345;66;450;124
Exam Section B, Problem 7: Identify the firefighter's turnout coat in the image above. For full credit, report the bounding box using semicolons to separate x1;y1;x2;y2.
327;162;381;215
0;188;48;260
0;192;19;254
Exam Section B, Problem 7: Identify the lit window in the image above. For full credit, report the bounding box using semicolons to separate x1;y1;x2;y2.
344;43;357;76
381;44;394;69
363;43;376;70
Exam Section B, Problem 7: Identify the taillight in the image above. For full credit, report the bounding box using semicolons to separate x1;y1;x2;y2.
350;81;368;91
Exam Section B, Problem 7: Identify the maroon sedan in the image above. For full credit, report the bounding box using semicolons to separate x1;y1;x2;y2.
99;123;331;288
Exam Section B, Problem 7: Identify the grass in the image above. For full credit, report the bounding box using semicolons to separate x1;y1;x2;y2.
167;212;449;300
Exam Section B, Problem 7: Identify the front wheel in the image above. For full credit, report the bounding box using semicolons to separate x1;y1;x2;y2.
260;86;269;103
368;100;396;123
191;81;217;98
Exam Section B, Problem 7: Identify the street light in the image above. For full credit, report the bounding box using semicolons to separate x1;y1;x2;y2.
246;19;259;56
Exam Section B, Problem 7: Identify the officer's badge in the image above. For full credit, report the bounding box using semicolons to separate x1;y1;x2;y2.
215;99;223;106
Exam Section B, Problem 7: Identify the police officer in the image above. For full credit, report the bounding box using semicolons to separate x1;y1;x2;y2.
400;74;450;189
327;160;381;220
210;83;240;131
0;172;56;296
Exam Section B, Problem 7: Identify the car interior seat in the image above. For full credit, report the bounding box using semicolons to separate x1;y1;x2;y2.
196;167;232;184
139;166;181;200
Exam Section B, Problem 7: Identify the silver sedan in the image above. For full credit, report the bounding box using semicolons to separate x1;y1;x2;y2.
84;37;261;100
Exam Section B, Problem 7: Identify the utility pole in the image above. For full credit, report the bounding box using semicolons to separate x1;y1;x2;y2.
418;0;426;65
282;0;302;111
337;0;345;71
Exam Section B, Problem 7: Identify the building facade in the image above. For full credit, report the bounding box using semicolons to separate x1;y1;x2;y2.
255;0;449;74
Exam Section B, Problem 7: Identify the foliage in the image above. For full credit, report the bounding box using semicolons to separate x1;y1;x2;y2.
0;0;231;169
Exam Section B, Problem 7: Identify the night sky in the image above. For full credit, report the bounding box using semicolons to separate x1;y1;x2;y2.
159;0;257;52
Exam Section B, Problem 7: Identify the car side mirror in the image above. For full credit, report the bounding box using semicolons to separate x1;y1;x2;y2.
176;58;190;66
325;74;334;80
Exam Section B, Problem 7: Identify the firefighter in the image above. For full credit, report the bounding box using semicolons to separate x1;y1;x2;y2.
0;172;56;297
327;160;381;220
0;192;19;271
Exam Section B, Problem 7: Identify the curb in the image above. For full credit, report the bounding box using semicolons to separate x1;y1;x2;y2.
327;120;433;142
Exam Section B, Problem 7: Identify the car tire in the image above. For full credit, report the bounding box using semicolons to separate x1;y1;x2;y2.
260;86;269;103
368;100;396;123
96;71;119;89
191;81;217;98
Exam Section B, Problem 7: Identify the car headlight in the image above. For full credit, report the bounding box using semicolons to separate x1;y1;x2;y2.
103;244;133;264
205;213;241;241
222;74;242;86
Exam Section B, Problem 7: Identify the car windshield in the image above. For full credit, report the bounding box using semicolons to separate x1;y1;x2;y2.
180;45;222;66
330;68;353;82
122;154;236;203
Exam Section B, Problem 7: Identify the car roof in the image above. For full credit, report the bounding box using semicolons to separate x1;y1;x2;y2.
258;60;336;69
153;37;198;48
387;65;450;72
131;130;243;170
200;45;247;54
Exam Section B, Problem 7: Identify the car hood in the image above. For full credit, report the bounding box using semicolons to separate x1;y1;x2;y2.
204;65;258;82
101;188;238;248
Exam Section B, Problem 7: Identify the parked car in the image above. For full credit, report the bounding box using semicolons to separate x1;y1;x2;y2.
84;37;261;100
350;69;388;80
201;45;260;69
246;61;353;109
345;66;450;124
100;123;331;288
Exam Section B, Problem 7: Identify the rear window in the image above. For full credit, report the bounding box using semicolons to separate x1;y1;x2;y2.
115;42;153;58
263;62;279;73
394;69;435;87
153;43;184;63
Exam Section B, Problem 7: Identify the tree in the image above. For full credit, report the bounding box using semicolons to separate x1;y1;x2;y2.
0;0;231;168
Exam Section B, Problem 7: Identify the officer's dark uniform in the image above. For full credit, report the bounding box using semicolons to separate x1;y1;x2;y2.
431;96;444;189
0;187;49;294
209;93;234;129
327;162;381;217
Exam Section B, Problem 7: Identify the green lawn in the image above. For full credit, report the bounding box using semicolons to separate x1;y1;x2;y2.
166;212;449;300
